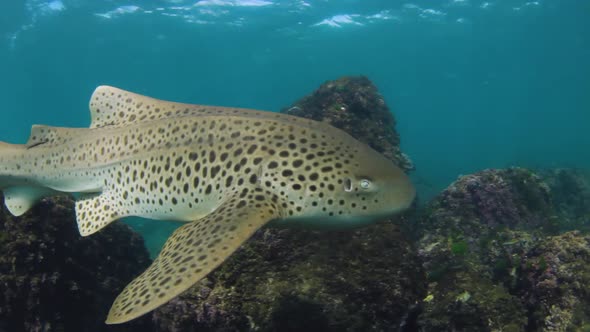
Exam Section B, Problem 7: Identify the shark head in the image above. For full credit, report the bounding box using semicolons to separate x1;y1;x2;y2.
273;132;415;229
320;146;413;227
343;147;415;220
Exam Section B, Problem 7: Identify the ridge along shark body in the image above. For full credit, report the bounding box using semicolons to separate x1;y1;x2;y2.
0;86;415;324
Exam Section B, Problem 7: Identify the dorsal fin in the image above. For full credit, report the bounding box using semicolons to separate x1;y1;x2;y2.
88;86;334;131
26;125;81;148
89;85;266;128
89;86;164;128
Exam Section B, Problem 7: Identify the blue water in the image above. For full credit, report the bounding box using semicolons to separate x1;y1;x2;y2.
1;0;588;252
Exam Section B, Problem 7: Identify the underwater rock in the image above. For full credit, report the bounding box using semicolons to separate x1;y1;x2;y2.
420;167;553;233
152;76;422;331
518;231;590;331
416;168;554;282
282;76;414;172
415;168;556;331
152;223;423;332
0;195;154;332
538;168;590;232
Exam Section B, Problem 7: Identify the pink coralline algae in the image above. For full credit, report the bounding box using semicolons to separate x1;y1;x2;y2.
519;231;590;331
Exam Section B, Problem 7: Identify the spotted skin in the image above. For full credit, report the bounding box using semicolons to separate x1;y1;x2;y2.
0;86;415;324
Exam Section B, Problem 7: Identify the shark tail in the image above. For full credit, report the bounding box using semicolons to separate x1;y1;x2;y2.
0;141;54;217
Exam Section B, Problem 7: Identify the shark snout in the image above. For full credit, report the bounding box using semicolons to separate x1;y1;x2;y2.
388;172;416;212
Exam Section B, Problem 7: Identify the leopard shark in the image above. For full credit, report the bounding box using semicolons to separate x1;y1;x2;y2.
0;86;415;324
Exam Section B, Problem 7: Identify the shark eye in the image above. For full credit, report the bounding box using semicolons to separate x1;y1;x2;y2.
344;178;353;192
360;179;371;189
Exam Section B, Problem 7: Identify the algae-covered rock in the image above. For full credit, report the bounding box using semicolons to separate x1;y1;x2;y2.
415;167;590;331
416;168;554;279
152;76;422;331
282;76;414;172
415;168;555;331
519;231;590;331
153;223;423;332
539;168;590;233
0;195;154;332
419;168;553;235
420;272;526;332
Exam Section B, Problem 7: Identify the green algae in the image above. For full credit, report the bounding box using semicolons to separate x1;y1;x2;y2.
450;239;469;256
0;231;8;245
538;255;548;271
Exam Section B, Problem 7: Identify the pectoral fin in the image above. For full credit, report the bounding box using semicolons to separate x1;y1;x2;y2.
105;190;282;324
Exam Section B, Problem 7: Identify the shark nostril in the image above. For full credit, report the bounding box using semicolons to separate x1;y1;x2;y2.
344;178;353;192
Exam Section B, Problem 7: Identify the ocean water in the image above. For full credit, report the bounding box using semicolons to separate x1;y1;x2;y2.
0;0;588;253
